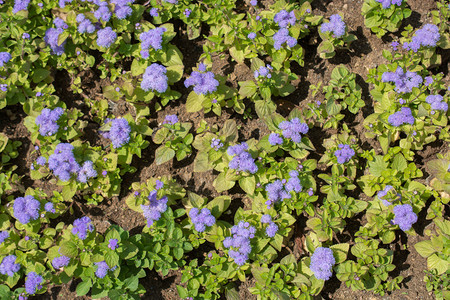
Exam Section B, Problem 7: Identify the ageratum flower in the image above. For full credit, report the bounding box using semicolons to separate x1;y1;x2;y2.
185;67;219;95
104;118;131;149
210;138;223;151
141;63;168;93
278;118;309;143
53;18;68;30
25;272;43;295
95;261;110;278
155;180;164;190
310;247;336;280
163;0;178;3
0;255;20;277
254;65;273;79
334;144;355;164
403;24;440;52
265;180;291;207
77;160;97;183
381;67;423;93
376;0;403;9
223;221;256;266
285;170;302;192
115;4;133;19
140;27;166;52
149;8;159;17
44;202;55;213
0;231;9;245
14;195;40;224
320;14;346;38
393;204;417;231
274;10;296;28
94;2;112;22
163;114;178;125
108;239;119;250
227;142;258;174
72;216;94;240
13;0;30;13
247;32;256;40
265;222;278;237
48;143;80;181
273;28;297;50
97;27;117;48
77;14;95;34
59;0;73;8
388;107;415;127
189;208;216;232
268;133;283;145
141;190;168;227
36;156;46;166
426;95;448;112
0;52;11;67
44;28;66;56
377;185;393;206
52;255;70;269
35;107;64;136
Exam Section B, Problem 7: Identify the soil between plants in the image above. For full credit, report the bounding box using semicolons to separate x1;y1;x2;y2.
1;0;447;299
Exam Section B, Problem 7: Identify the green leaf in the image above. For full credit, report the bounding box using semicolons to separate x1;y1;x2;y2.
76;280;92;296
155;146;175;165
330;243;349;263
392;153;407;172
60;241;78;258
427;254;449;275
186;91;204;112
206;195;231;218
32;69;51;83
368;156;388;177
414;240;435;258
239;176;255;195
213;172;235;192
105;251;119;268
238;81;258;98
188;192;206;208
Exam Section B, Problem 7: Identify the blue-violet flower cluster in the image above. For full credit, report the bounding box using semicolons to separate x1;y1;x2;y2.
260;215;279;237
393;204;417;231
189;208;216;232
403;24;440;52
72;216;94;240
227;142;258;174
184;66;219;95
14;195;40;224
141;63;168;93
35;107;64;136
223;221;256;266
426;95;448;112
310;247;336;280
334;144;355;164
320;14;346;38
48;143;80;182
278;118;309;143
388;107;415;127
141;190;168;227
25;272;43;295
381;67;422;93
0;255;20;277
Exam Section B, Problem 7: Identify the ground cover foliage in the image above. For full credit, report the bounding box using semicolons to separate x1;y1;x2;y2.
0;0;449;299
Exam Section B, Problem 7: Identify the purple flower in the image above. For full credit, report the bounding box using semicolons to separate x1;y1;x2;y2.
381;67;423;93
273;28;297;50
48;143;80;182
376;0;403;9
189;208;216;232
35;107;64;136
77;160;97;183
285;170;302;192
0;231;9;245
388;107;415;126
53;18;68;30
265;180;291;207
52;255;70;269
140;27;166;51
108;238;119;250
183;9;191;17
44;202;55;213
115;4;132;19
254;65;273;79
94;2;112;22
163;114;178;125
59;0;73;8
14;195;40;224
0;84;7;92
266;222;278;237
22;33;30;39
0;255;20;277
95;261;110;278
141;63;168;93
334;144;355;164
223;221;256;266
391;41;399;50
185;69;219;95
260;214;272;224
310;247;335;280
377;185;393;206
268;133;283;145
393;204;417;231
44;28;66;56
250;0;257;5
274;10;296;28
141;191;168;227
278;118;309;143
13;0;30;13
150;7;159;17
163;0;177;3
155;180;164;190
25;272;43;295
403;24;440;52
106;118;131;149
247;32;257;40
97;27;117;48
320;14;346;38
36;156;46;166
227;143;258;174
211;138;224;151
426;95;448;112
77;14;95;34
72;216;94;240
424;76;433;86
